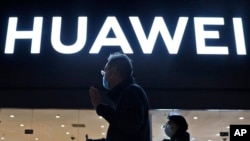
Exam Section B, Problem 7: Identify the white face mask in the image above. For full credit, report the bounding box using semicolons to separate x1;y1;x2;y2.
164;124;174;138
102;67;116;90
102;76;109;90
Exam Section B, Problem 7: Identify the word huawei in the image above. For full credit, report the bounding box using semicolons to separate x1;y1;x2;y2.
5;16;246;55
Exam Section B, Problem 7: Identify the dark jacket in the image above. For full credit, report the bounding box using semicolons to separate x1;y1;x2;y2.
170;132;190;141
96;77;150;141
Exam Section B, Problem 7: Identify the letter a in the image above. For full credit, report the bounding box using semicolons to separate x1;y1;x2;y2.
234;129;241;136
89;16;133;54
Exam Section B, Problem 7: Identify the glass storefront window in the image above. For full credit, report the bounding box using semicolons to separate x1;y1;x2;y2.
0;108;249;141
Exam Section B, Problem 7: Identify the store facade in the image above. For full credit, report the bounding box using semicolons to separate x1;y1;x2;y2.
0;0;250;140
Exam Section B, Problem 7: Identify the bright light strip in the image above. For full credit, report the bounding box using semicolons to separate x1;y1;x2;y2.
3;16;247;56
233;18;247;55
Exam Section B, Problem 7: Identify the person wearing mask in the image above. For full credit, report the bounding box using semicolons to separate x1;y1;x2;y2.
89;52;151;141
163;114;190;141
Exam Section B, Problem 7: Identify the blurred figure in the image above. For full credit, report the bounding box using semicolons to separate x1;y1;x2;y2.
163;114;190;141
89;52;150;141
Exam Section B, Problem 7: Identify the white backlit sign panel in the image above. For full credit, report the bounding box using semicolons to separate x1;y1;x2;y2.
4;16;247;55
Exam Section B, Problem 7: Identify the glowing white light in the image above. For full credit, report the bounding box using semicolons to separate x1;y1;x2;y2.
0;137;4;140
89;16;133;54
193;116;198;120
101;125;105;128
55;114;60;118
5;17;43;54
10;115;15;118
233;18;246;55
3;16;247;56
35;138;39;140
130;17;188;54
20;124;24;127
51;17;87;54
239;117;244;120
194;17;228;55
66;132;70;135
61;124;65;127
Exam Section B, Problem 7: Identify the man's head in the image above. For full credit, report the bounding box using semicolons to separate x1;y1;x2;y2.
102;52;133;89
164;115;188;138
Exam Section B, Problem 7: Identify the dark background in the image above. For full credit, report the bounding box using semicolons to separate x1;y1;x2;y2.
0;0;250;109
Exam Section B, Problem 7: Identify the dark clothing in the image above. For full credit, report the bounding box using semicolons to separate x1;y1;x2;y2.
170;132;190;141
96;77;150;141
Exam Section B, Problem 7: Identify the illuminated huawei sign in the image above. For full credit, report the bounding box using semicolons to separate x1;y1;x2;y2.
4;16;247;55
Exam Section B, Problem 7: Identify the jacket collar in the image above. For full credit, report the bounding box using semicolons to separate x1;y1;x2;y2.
171;131;190;141
107;77;135;101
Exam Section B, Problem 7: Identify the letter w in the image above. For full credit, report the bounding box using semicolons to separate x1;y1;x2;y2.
129;17;188;54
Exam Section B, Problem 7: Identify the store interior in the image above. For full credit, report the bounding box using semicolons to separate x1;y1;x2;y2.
0;108;249;141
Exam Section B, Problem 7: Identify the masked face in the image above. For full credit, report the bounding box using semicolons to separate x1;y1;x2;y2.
164;124;174;138
101;65;116;90
164;121;177;138
102;75;109;90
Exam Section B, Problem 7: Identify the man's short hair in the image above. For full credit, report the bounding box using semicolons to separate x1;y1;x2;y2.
168;115;188;132
107;52;133;79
